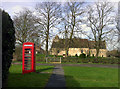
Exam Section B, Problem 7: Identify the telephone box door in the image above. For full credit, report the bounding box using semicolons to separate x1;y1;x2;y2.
22;42;35;74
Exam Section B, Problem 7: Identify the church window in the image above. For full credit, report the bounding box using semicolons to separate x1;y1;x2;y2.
57;50;59;53
81;50;83;53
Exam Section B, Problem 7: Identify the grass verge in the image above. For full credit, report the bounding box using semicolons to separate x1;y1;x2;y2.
7;65;54;88
63;66;118;88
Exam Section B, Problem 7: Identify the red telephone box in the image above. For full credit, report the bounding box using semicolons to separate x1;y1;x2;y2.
22;42;36;74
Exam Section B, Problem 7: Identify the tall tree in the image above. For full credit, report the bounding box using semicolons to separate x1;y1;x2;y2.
115;1;120;52
85;1;115;57
35;2;62;56
59;21;70;56
60;2;84;56
2;9;15;87
13;8;42;45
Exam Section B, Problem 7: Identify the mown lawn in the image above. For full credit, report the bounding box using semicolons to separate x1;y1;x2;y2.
63;66;118;88
61;62;118;65
7;65;54;88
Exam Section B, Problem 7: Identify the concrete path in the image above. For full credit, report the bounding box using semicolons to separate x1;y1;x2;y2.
45;64;66;88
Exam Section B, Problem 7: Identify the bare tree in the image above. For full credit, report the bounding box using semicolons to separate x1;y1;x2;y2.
59;21;70;56
35;2;62;56
13;8;42;45
85;1;115;57
59;2;85;56
115;1;120;52
116;2;120;31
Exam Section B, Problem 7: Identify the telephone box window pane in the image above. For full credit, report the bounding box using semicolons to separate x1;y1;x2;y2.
25;57;31;60
25;49;32;53
24;58;31;70
24;48;32;70
25;54;31;56
24;45;33;46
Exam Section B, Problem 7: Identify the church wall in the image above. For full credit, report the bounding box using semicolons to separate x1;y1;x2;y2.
68;48;89;56
99;49;107;57
51;48;107;57
89;49;96;57
90;49;107;57
58;50;66;55
51;48;65;55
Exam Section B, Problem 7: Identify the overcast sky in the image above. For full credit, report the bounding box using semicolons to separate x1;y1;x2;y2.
1;0;119;51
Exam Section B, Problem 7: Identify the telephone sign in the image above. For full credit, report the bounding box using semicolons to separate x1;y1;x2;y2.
22;42;36;74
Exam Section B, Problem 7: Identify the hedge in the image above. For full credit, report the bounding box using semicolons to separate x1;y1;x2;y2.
13;53;120;64
61;57;120;64
35;54;120;64
2;10;15;86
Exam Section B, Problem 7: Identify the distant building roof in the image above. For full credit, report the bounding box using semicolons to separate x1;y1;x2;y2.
51;36;106;49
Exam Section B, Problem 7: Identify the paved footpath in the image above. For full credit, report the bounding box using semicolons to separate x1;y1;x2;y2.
45;64;66;88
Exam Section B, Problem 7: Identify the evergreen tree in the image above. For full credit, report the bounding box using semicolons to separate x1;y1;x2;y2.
2;9;15;87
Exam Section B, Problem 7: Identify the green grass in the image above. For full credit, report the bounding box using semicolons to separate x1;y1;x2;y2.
63;66;118;88
61;62;119;65
12;61;118;65
7;65;54;87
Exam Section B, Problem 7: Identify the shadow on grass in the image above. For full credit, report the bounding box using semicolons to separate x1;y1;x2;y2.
5;73;51;88
4;67;54;88
64;75;80;89
64;75;118;89
36;67;53;73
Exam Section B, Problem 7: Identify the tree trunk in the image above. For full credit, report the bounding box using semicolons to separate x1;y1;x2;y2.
46;27;49;56
96;48;99;57
96;40;101;57
65;46;69;57
46;34;49;56
46;11;50;56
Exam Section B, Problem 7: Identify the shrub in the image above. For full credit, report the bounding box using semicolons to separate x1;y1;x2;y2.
87;54;90;57
75;54;78;57
61;56;119;64
79;53;86;58
2;10;15;86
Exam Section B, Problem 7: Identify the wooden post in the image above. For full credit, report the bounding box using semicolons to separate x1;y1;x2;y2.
46;57;47;63
60;57;61;63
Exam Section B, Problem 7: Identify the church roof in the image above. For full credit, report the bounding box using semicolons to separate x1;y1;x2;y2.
51;37;106;49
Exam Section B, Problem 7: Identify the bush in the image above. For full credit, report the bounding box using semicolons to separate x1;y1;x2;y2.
2;10;15;86
61;56;119;64
75;54;78;57
34;54;120;64
79;53;86;58
87;54;90;57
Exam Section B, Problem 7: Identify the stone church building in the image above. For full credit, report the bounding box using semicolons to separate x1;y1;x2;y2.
50;35;107;57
